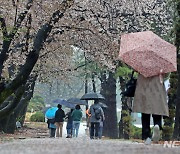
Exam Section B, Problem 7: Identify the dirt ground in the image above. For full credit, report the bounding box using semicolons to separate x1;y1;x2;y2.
0;122;49;143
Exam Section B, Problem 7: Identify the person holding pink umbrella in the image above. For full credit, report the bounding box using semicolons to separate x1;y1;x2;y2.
119;31;177;144
133;73;168;144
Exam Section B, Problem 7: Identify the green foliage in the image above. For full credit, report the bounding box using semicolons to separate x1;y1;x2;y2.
162;109;175;140
115;65;137;79
121;110;135;138
163;72;177;140
162;72;178;140
162;125;174;141
30;112;45;122
120;110;142;139
27;95;45;112
131;125;142;139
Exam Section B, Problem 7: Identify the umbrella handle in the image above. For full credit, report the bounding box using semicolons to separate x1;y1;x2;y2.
159;69;163;84
131;71;135;79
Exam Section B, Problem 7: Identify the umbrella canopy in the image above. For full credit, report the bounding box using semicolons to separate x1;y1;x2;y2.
81;93;105;100
45;107;58;119
99;102;108;108
67;98;88;105
119;31;177;77
53;99;75;109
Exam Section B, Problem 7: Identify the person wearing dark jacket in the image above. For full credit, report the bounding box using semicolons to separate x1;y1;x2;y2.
55;104;65;137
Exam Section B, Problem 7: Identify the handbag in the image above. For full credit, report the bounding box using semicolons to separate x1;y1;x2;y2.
121;71;137;97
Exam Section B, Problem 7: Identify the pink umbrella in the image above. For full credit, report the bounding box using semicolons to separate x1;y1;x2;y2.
119;31;177;77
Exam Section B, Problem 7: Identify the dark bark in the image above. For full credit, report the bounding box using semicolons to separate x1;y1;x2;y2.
5;75;37;133
18;102;29;126
173;62;180;140
4;115;16;134
118;76;131;139
0;85;25;120
0;118;9;132
100;72;118;138
84;53;89;122
0;86;25;132
91;73;96;92
163;73;177;140
173;0;180;140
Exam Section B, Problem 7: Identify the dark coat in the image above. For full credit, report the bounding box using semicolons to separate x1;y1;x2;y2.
55;108;65;122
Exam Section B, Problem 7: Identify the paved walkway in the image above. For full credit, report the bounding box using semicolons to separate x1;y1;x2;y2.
0;137;179;154
0;122;179;154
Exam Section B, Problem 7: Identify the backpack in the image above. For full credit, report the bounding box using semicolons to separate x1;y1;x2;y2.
48;118;55;124
121;71;137;97
93;107;101;120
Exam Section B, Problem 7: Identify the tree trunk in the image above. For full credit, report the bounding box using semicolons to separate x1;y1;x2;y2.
5;75;37;133
0;85;25;120
1;86;25;133
163;73;177;140
118;77;131;139
100;72;118;138
0;118;8;132
173;0;180;140
91;73;96;92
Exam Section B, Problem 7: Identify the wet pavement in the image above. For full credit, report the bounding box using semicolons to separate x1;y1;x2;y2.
0;122;179;154
0;137;179;154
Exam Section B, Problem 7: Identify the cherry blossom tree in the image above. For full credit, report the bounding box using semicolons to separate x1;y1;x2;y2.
0;0;176;136
0;0;75;132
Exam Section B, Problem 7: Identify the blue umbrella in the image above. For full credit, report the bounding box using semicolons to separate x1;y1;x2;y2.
45;107;58;119
53;99;75;109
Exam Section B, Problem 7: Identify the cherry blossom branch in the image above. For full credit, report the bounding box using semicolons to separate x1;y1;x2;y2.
0;0;74;105
0;0;33;79
0;17;8;38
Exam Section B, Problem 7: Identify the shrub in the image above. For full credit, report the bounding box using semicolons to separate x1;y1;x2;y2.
162;126;173;141
131;125;142;139
27;95;45;112
30;112;45;122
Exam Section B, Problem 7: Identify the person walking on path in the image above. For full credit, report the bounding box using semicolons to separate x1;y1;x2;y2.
65;109;73;138
86;108;91;136
88;100;104;139
71;105;82;137
133;74;169;143
98;117;104;139
47;118;56;138
55;104;65;137
98;110;105;139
